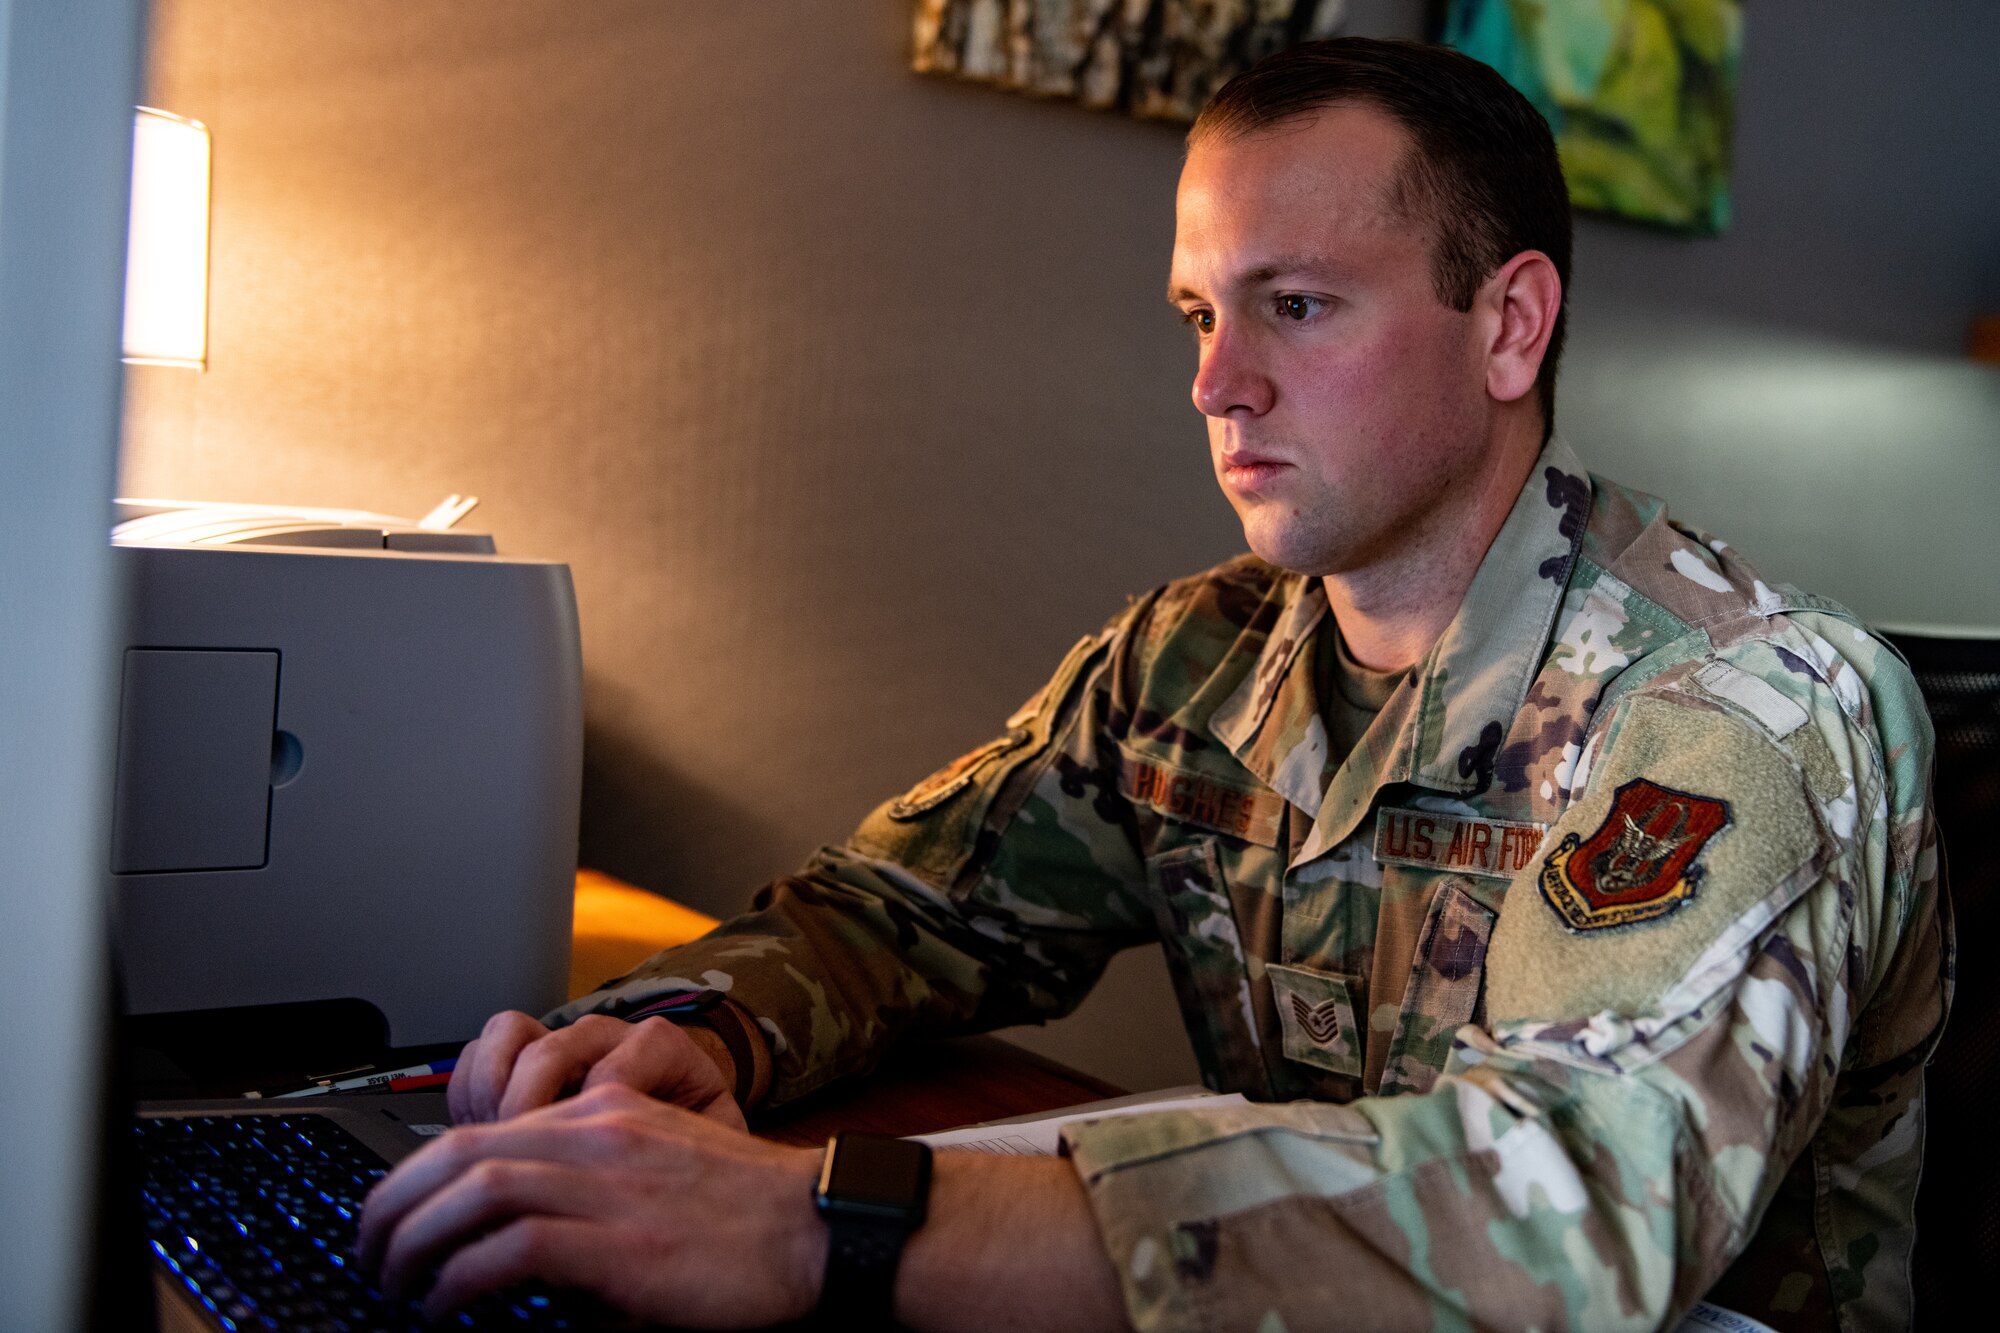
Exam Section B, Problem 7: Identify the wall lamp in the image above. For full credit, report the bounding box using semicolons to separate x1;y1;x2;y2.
122;107;210;369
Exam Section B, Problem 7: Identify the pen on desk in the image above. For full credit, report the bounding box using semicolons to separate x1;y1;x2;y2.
381;1070;454;1092
239;1063;372;1100
256;1057;459;1100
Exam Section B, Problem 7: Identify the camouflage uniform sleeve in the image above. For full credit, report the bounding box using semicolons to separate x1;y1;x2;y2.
1063;631;1944;1331
546;599;1163;1106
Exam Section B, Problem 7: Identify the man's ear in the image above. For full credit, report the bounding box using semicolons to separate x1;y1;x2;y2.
1479;250;1562;407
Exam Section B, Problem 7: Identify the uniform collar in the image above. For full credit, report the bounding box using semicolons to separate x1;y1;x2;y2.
1211;436;1593;867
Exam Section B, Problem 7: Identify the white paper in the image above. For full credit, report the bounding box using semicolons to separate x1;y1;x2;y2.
1672;1302;1777;1333
911;1087;1249;1155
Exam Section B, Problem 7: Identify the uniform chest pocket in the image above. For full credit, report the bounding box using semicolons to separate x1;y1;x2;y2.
1379;877;1498;1096
1148;840;1267;1094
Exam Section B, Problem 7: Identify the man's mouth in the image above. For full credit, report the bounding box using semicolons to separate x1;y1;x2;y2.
1219;450;1289;489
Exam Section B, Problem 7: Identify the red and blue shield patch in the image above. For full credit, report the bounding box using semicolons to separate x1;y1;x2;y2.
1539;779;1731;931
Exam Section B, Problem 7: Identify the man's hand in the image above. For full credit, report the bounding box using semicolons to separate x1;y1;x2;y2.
357;1084;825;1325
449;1011;744;1131
358;1082;1130;1330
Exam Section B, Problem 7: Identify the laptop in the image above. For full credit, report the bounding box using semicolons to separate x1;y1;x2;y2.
135;1091;612;1331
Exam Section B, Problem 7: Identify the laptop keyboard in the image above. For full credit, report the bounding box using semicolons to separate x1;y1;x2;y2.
136;1112;597;1331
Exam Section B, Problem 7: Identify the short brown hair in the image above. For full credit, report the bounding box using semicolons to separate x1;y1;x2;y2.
1192;38;1573;438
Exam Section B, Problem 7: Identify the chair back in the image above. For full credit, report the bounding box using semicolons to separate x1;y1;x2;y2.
1884;628;1999;1322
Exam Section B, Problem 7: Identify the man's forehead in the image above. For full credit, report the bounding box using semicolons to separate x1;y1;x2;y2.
1171;104;1416;293
1180;102;1411;220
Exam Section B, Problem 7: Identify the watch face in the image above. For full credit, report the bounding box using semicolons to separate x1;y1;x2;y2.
822;1133;929;1212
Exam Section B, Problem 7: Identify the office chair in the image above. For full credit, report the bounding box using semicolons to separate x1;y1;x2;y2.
1885;629;1998;1323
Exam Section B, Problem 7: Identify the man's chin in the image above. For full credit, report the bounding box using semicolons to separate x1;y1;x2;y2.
1241;524;1344;578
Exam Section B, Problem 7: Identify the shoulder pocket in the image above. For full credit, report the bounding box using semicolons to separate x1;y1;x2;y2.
1378;878;1496;1096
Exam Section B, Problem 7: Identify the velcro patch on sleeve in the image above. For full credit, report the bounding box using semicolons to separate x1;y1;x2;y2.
1487;692;1821;1025
1372;808;1548;880
1119;749;1284;846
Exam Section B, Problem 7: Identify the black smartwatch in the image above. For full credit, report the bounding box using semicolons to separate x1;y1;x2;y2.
813;1131;933;1324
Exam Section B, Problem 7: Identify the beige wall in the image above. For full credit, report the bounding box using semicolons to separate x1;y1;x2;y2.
125;1;2000;1090
127;0;1241;1088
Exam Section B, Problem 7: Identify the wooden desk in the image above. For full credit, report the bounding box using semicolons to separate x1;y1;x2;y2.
755;1035;1125;1147
132;1011;1125;1143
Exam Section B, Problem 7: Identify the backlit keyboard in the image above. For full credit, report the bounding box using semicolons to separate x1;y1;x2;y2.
136;1112;596;1331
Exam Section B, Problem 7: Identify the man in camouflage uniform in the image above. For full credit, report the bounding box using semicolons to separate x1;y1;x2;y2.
358;40;1948;1332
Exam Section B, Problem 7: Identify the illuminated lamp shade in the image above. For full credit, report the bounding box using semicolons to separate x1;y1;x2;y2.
122;107;210;368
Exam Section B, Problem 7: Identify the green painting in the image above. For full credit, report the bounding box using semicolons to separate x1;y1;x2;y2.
1442;0;1741;233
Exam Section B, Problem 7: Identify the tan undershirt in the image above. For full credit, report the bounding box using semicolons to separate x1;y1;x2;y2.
1322;625;1404;758
1318;626;1417;1093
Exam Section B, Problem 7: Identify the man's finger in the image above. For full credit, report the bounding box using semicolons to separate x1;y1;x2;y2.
459;1010;551;1124
375;1158;595;1299
581;1018;748;1130
445;1036;482;1126
579;1019;701;1097
494;1015;630;1121
423;1216;616;1319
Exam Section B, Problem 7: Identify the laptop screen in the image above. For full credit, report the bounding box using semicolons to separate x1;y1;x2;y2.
0;1;152;1328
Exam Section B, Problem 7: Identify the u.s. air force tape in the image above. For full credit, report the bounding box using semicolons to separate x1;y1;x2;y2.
1373;807;1548;880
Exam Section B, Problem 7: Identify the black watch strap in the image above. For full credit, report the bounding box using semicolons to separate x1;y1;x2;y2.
818;1212;910;1324
814;1132;932;1326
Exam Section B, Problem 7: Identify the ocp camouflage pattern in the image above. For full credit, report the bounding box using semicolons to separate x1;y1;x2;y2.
551;438;1949;1331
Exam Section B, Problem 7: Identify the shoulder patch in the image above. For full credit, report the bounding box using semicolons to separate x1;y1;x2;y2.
855;629;1110;891
1537;780;1730;930
888;731;1031;819
886;632;1106;821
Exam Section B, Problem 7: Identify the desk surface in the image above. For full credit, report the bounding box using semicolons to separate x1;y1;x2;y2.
131;1011;1125;1143
755;1035;1124;1147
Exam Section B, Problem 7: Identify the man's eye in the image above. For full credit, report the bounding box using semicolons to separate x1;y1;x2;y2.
1182;309;1215;334
1277;295;1319;321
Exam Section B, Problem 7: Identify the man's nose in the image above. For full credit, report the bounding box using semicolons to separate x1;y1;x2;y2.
1191;326;1274;418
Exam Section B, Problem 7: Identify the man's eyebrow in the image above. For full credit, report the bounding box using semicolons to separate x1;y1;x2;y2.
1167;256;1350;304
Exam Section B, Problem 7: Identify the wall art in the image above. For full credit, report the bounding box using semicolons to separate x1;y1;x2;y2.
912;0;1350;123
1442;0;1741;232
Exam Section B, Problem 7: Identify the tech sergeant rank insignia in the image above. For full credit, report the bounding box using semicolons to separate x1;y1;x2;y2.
1538;779;1731;931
